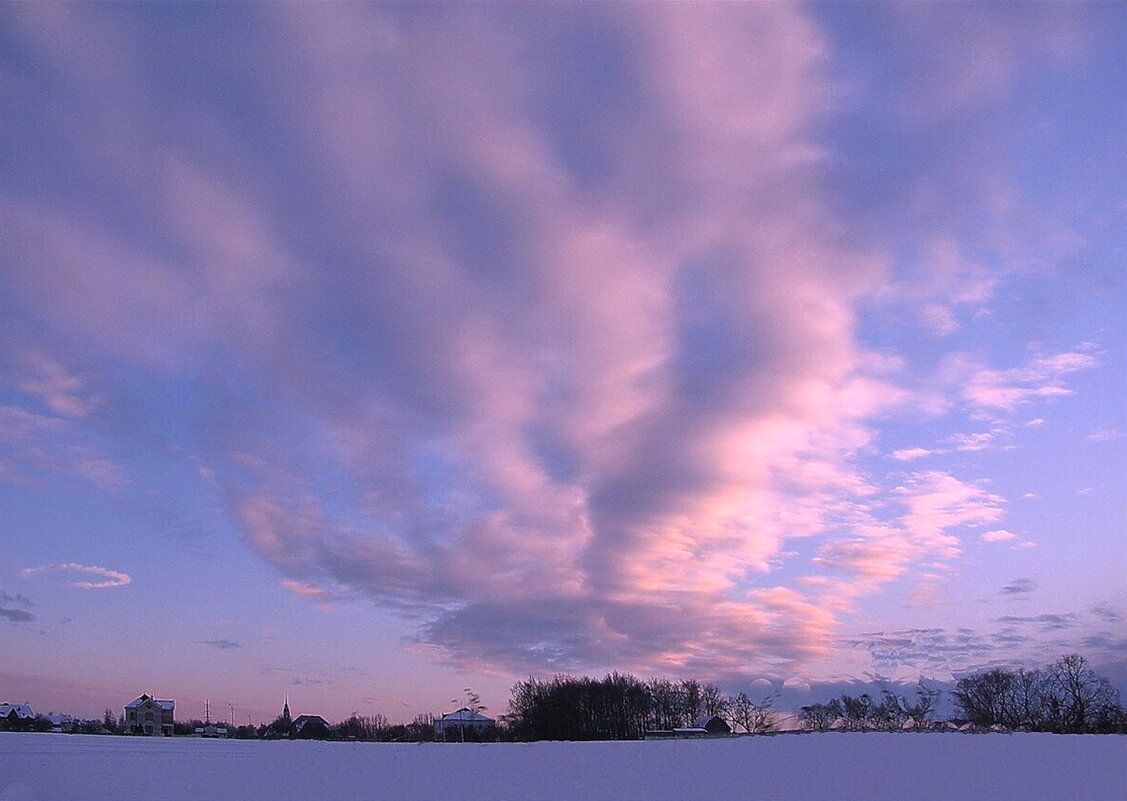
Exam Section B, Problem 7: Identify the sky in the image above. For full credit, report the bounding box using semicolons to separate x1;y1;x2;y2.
1;2;1124;726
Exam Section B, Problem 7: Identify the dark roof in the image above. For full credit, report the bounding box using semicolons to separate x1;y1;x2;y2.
692;715;732;733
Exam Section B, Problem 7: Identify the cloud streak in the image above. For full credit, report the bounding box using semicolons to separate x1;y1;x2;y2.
20;563;131;590
200;639;241;651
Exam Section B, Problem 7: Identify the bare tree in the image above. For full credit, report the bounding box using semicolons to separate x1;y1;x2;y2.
954;655;1124;732
1044;654;1120;733
728;690;778;733
953;668;1015;728
840;694;874;731
701;683;728;718
798;699;841;732
902;685;940;731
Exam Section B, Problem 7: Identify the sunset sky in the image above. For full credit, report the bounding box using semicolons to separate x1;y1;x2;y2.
2;3;1124;725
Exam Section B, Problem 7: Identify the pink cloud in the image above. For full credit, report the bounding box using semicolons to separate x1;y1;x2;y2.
20;562;131;590
981;529;1018;543
0;405;126;490
962;350;1097;413
281;580;337;602
7;351;100;418
897;470;1006;557
3;3;1108;689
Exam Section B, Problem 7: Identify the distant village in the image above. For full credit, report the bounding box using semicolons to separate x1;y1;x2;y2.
3;654;1124;741
0;695;497;742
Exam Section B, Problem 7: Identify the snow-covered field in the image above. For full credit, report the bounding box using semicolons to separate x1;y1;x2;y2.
1;731;1124;801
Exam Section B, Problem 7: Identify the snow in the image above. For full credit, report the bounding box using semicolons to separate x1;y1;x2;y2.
1;731;1124;801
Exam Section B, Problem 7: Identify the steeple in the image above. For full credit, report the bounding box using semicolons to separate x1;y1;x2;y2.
282;695;291;723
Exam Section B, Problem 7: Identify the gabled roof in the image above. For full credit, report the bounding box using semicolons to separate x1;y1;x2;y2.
0;703;35;719
125;694;174;710
693;715;720;728
293;714;330;731
439;707;494;723
691;714;731;733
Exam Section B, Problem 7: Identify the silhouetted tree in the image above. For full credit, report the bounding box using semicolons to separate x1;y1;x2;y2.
1043;654;1121;733
954;655;1124;733
840;694;874;731
701;683;728;718
798;699;841;731
338;713;389;741
729;691;777;733
953;668;1015;728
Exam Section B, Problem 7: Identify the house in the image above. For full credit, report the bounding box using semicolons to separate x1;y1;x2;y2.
690;714;732;735
124;694;174;736
0;702;35;731
435;707;495;740
647;714;732;739
292;714;332;740
44;712;75;733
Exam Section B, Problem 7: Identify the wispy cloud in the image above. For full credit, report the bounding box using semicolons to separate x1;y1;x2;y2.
280;580;340;603
0;2;1118;688
0;592;36;624
200;639;242;650
1091;606;1123;625
0;406;126;490
999;578;1036;596
20;563;131;590
962;350;1097;414
996;613;1078;632
981;529;1018;543
7;350;101;418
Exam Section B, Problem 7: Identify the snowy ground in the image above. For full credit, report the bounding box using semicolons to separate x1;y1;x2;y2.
1;731;1124;801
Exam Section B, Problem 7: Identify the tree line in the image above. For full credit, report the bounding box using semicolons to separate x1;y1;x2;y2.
798;655;1126;734
506;673;776;741
951;654;1125;733
6;653;1122;740
798;685;939;732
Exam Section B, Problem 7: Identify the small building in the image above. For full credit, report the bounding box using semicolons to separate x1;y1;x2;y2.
435;707;495;740
691;714;732;735
647;714;732;739
193;723;230;738
44;712;75;733
125;694;174;736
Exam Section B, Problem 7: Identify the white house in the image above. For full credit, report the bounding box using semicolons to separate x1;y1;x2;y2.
435;707;495;740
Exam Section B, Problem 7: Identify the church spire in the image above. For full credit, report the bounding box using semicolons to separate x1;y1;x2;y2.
282;694;291;722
